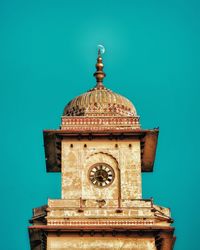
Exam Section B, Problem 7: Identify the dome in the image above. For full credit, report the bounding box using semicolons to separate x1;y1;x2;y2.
63;86;137;117
61;50;140;131
63;51;137;118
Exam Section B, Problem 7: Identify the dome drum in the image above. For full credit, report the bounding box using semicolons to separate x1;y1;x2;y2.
61;116;140;131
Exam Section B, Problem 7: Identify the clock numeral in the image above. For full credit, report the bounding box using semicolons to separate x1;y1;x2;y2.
90;177;95;182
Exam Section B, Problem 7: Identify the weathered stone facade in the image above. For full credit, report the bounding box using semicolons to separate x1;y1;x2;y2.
61;139;142;200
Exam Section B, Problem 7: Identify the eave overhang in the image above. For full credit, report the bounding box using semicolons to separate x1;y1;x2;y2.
43;129;159;173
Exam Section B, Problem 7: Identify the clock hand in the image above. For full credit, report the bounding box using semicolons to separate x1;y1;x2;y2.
99;174;106;181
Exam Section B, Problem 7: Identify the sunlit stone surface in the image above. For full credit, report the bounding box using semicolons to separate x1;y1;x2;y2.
28;51;175;250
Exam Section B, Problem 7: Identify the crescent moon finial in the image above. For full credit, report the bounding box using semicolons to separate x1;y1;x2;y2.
97;44;105;56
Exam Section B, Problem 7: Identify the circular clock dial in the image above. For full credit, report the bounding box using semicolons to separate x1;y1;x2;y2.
89;163;115;187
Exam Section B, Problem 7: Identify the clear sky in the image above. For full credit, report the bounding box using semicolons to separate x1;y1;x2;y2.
0;0;199;249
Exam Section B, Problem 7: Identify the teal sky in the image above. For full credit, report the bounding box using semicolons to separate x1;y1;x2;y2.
0;0;199;249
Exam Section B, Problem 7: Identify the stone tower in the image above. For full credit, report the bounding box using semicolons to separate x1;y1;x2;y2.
29;50;176;250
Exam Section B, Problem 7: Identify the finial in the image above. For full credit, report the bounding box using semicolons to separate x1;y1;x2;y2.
98;48;101;57
93;45;106;89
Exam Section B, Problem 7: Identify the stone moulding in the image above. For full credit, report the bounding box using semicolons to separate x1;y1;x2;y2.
47;220;155;226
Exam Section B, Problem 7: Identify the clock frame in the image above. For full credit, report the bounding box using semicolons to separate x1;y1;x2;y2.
88;162;115;187
89;163;115;188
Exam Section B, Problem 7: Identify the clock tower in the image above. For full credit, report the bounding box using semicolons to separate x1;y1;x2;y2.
29;49;176;250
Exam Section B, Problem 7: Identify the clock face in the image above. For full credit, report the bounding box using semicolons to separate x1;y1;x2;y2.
89;163;115;187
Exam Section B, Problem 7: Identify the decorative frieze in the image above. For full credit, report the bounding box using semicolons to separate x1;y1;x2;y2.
61;116;140;131
47;219;154;226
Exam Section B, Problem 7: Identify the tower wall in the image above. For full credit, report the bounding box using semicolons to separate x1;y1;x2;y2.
61;139;142;200
47;234;156;250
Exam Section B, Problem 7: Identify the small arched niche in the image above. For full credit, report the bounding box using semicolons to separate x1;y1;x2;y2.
82;152;120;201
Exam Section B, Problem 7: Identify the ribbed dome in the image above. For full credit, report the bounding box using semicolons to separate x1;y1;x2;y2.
63;86;137;117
